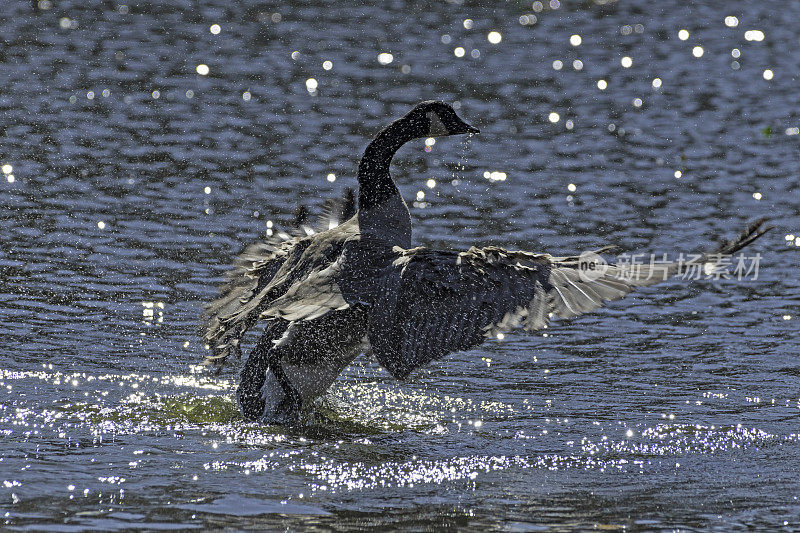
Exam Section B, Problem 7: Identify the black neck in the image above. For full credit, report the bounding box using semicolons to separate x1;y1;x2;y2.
357;118;419;210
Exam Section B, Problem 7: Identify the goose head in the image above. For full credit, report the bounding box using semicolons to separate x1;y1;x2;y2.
405;100;479;138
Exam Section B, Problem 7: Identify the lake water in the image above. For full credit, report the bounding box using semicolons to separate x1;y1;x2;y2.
2;0;799;530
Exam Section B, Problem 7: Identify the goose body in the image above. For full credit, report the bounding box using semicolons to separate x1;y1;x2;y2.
203;101;771;424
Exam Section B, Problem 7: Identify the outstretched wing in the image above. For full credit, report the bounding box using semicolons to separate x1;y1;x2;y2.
368;217;773;380
202;237;309;365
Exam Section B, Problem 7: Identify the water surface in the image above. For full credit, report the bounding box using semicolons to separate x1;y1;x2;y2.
2;0;799;530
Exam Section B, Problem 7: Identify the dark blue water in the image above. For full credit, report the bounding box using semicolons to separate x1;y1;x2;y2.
2;0;799;530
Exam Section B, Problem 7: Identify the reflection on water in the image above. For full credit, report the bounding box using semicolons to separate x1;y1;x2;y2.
2;0;799;530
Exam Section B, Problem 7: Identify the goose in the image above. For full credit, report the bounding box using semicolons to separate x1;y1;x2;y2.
203;100;772;424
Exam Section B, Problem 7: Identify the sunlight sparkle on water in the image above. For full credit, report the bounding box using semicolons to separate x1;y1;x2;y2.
621;56;632;68
652;77;662;88
552;60;563;70
377;53;394;65
463;19;473;29
732;48;741;58
326;173;336;182
196;64;209;75
483;171;507;182
744;30;765;41
570;34;581;46
305;78;318;93
209;24;220;34
572;60;583;70
674;170;682;178
692;46;704;58
763;69;774;80
678;29;689;40
487;31;502;44
454;47;465;58
725;16;739;27
1;164;12;174
597;79;607;90
752;192;762;200
322;60;333;70
548;112;560;123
